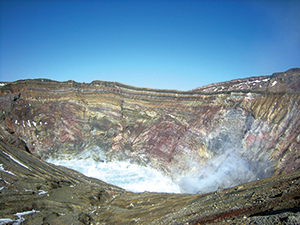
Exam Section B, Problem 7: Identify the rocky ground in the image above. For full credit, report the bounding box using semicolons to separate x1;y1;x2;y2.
1;139;300;224
1;68;300;224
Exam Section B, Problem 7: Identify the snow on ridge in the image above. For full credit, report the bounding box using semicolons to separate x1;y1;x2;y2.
2;152;31;170
11;210;40;224
14;209;40;217
0;210;40;225
207;77;271;92
0;163;16;176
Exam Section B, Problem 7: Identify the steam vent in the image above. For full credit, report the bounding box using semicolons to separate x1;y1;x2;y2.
1;68;300;224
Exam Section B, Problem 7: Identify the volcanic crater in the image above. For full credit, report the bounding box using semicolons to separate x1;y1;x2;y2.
1;68;300;224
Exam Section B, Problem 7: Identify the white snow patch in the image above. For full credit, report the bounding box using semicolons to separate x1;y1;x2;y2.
10;210;40;224
14;210;39;217
0;83;5;86
168;114;175;119
2;152;31;170
271;80;277;87
38;190;48;195
263;78;270;82
26;120;31;127
0;218;14;224
0;164;16;176
32;121;37;127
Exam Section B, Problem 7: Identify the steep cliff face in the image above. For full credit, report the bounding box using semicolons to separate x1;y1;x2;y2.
1;68;300;194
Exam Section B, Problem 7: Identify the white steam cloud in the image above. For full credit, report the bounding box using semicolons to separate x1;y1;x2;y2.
179;151;256;194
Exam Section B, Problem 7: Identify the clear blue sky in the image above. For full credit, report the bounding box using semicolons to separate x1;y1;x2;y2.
1;0;299;91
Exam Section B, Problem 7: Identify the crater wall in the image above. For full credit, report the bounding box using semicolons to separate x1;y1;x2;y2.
1;69;300;193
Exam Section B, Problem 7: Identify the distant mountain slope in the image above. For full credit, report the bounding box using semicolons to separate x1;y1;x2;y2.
192;68;300;93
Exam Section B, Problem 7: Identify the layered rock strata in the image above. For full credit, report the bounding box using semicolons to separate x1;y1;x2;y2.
1;68;300;193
